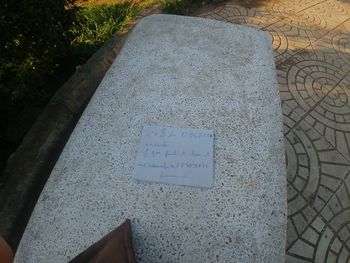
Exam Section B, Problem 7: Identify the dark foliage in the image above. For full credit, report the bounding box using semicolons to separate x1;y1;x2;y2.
0;0;78;129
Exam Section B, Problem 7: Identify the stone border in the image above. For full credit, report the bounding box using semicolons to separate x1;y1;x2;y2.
0;5;160;250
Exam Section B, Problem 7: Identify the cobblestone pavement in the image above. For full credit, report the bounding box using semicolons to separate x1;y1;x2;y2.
194;0;350;262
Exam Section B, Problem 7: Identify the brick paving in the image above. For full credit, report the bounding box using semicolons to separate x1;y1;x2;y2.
194;1;350;261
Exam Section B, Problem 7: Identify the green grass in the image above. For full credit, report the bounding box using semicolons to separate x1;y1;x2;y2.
75;4;137;46
163;0;223;14
138;0;165;10
163;0;206;14
71;3;138;62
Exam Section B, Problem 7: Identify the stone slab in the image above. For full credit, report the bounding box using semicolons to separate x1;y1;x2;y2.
14;14;286;262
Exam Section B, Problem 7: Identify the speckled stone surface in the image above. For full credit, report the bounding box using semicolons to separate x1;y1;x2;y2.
14;14;286;262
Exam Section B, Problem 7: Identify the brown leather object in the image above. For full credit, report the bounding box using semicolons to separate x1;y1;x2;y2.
0;236;13;263
69;219;136;263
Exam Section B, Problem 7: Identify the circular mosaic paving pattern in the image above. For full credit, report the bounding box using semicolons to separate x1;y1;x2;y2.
194;0;350;261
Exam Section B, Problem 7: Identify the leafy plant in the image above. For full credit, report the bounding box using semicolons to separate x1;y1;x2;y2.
0;0;78;132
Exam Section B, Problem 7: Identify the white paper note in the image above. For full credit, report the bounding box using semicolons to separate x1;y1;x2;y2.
133;126;214;188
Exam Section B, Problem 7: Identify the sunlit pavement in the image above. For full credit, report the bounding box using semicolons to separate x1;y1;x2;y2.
194;1;350;261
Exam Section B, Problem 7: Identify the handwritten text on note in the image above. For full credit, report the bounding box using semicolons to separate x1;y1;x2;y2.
133;126;214;188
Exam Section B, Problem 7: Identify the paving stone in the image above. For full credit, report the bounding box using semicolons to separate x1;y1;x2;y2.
286;120;349;209
288;238;315;259
264;0;325;14
285;254;310;263
195;0;350;260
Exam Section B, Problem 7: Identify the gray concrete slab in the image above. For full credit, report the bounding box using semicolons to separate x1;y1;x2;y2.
14;14;286;262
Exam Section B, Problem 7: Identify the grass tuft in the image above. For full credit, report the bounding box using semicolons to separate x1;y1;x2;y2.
70;3;138;62
163;0;224;14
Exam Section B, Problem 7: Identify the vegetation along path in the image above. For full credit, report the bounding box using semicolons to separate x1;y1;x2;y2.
193;0;350;261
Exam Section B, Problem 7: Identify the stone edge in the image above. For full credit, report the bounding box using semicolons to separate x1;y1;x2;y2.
0;5;161;250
